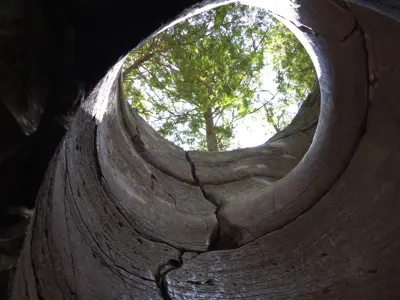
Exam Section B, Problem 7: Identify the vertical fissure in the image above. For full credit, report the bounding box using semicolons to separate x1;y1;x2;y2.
184;152;224;251
155;254;183;300
340;1;374;129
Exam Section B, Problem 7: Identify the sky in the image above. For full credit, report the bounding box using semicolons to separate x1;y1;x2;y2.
227;59;299;150
228;65;278;149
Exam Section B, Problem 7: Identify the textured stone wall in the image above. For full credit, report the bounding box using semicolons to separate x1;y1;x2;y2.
1;0;400;299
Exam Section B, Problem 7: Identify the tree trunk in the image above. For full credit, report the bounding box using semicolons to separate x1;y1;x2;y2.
1;0;400;299
204;108;219;152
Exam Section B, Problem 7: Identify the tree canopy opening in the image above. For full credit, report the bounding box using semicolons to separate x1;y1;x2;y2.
123;2;316;152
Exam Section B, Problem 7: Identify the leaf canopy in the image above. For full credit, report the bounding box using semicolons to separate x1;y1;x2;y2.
123;3;316;150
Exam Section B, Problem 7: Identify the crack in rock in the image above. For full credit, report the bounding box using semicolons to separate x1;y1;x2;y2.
155;255;182;300
185;152;238;251
339;1;377;94
341;20;358;42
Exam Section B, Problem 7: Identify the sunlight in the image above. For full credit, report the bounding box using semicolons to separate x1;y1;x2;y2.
122;2;316;152
83;59;125;122
240;0;298;19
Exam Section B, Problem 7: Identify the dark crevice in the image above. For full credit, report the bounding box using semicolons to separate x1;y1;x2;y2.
204;191;221;251
185;152;235;251
185;152;220;249
341;20;358;42
355;18;372;134
201;190;240;251
155;254;183;300
185;151;200;186
130;126;147;154
185;152;220;208
340;1;376;100
356;19;377;102
93;125;104;182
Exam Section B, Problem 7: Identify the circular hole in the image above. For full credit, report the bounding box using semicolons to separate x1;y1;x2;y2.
122;2;317;152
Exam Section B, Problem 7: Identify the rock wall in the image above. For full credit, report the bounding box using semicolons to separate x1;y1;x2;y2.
0;0;400;299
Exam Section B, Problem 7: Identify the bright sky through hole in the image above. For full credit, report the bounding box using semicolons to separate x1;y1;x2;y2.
228;57;299;150
230;0;301;149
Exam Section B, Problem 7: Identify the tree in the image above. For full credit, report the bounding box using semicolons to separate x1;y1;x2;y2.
123;5;317;150
123;3;273;151
260;18;317;132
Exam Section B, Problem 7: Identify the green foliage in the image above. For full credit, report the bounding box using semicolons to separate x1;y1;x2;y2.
261;18;317;131
123;3;316;150
265;19;315;100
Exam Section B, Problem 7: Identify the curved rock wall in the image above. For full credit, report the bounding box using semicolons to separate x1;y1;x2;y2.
1;0;400;299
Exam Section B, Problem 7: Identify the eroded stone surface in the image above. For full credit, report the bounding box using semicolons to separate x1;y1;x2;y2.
215;0;369;246
201;87;320;208
166;2;400;299
121;95;195;183
97;76;217;251
2;0;400;299
188;88;320;186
